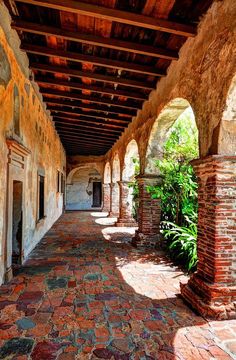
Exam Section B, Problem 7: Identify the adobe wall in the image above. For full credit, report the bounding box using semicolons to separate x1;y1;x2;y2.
66;155;105;210
0;4;66;284
105;0;236;175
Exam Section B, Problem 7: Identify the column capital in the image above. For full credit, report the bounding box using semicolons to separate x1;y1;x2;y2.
190;155;236;168
135;174;163;185
117;180;131;186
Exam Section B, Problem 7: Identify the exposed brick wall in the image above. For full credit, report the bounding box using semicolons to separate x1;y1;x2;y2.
181;155;236;319
102;184;111;212
109;183;119;217
116;181;137;227
133;175;161;247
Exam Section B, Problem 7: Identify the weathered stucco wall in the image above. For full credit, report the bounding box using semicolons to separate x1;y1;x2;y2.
104;0;236;174
0;7;66;284
66;167;102;210
66;156;104;210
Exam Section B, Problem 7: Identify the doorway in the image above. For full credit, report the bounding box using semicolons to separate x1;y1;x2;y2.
12;180;23;264
92;182;102;207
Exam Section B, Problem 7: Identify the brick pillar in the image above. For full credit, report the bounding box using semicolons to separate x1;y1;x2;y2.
116;181;137;227
132;174;162;248
108;183;119;217
102;183;110;212
181;155;236;320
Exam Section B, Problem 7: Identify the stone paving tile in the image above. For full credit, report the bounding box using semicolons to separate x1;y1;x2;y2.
0;211;235;360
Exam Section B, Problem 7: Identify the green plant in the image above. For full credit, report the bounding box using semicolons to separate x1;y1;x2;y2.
128;157;140;221
162;216;197;272
147;108;199;271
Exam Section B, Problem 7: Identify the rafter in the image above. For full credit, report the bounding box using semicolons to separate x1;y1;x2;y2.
12;20;179;60
50;110;130;125
35;75;147;101
56;127;118;140
14;0;196;37
49;106;131;123
58;132;115;144
21;43;165;77
53;116;127;130
62;141;109;149
30;62;156;90
44;97;135;117
40;88;139;111
55;121;122;134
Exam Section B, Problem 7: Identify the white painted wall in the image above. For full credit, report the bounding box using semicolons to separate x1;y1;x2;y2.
66;167;101;210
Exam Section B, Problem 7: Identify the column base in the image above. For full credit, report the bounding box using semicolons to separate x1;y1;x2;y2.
181;273;236;320
115;218;138;227
4;266;13;283
132;231;161;248
108;211;119;218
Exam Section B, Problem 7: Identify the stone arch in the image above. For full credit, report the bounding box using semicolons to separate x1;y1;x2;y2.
13;84;20;137
103;162;111;184
145;98;198;174
109;154;121;217
67;164;101;185
122;139;140;181
112;154;121;183
66;165;102;210
217;74;236;155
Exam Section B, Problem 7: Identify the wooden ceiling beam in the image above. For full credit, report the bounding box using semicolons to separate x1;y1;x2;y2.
53;116;127;130
58;133;115;144
30;62;156;90
14;0;196;37
35;75;147;101
21;43;165;77
40;88;139;111
56;126;118;139
55;121;122;134
56;127;118;141
62;141;109;149
50;110;130;125
12;20;179;60
44;97;135;117
49;106;131;123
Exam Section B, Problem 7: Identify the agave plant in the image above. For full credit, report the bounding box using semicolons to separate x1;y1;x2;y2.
162;217;198;272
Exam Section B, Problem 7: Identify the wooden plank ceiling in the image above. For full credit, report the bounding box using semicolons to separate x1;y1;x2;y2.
6;0;213;156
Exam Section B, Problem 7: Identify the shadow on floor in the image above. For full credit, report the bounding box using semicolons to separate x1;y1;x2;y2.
0;211;233;359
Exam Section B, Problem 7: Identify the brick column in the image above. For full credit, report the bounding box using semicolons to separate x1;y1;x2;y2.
102;183;111;212
181;155;236;320
132;174;162;248
116;181;137;227
108;183;119;217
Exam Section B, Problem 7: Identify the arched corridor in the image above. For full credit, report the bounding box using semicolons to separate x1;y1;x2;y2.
0;0;236;357
0;211;235;359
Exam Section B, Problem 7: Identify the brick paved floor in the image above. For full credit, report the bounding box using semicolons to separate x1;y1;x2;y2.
0;211;235;360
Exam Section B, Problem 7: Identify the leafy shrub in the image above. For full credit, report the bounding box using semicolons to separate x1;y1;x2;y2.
163;216;198;272
147;108;199;272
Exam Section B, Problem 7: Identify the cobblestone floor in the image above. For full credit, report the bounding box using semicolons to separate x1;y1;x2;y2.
0;211;235;360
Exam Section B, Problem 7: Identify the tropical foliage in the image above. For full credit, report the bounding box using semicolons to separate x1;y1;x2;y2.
147;108;199;272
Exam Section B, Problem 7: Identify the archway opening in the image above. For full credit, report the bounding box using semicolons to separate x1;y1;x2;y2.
104;162;111;184
110;154;120;217
123;140;140;221
66;166;102;210
146;99;199;272
102;162;111;212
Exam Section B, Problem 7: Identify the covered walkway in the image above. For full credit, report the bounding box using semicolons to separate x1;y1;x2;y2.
0;212;235;359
